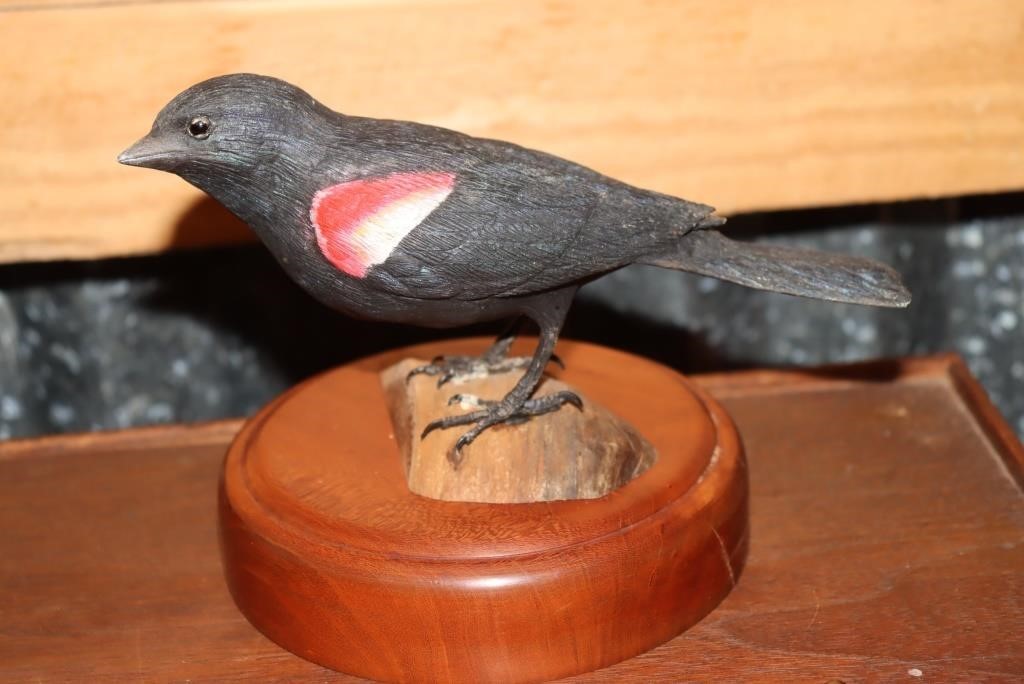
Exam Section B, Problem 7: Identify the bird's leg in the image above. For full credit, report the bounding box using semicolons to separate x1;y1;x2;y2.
406;317;561;388
481;319;566;370
481;318;521;365
420;302;580;467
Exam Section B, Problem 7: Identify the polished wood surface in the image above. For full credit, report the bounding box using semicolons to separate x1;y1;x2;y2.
2;1;1023;262
221;341;747;681
1;354;1022;681
381;356;657;503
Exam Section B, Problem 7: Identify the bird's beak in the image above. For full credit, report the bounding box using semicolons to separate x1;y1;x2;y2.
118;133;173;168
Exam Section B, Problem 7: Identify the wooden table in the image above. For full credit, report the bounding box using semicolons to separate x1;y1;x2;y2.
2;354;1022;682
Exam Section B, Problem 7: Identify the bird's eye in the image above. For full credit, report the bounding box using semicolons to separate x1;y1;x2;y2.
187;115;211;139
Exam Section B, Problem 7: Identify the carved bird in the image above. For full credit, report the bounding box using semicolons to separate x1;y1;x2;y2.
120;74;910;464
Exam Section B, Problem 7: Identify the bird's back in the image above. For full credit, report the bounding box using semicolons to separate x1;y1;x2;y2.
338;117;720;302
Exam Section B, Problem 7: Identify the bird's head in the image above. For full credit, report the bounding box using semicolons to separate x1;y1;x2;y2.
118;73;322;180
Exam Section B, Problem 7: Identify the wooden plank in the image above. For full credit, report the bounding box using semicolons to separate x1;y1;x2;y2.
0;418;241;462
1;355;1022;680
1;0;1022;263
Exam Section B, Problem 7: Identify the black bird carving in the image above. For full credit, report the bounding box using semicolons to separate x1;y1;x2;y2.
119;74;910;464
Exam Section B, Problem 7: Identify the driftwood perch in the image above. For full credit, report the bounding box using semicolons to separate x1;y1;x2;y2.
381;358;657;503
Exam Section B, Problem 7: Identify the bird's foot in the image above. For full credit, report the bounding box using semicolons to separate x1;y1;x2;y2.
421;391;583;467
406;353;562;388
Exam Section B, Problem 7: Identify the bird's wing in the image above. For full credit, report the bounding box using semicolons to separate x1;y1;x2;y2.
362;163;675;301
305;121;715;302
388;168;593;299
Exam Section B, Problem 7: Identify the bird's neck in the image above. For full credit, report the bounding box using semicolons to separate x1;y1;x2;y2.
180;165;313;269
197;174;280;227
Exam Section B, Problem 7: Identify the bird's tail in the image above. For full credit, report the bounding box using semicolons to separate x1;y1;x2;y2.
640;229;911;307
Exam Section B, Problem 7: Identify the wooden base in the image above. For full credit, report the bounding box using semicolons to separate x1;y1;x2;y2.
218;339;748;683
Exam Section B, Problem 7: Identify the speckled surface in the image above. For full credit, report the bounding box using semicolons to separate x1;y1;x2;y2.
0;200;1021;440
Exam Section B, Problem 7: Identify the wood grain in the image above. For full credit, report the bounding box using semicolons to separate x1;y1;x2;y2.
1;353;1022;681
381;357;657;503
1;0;1022;262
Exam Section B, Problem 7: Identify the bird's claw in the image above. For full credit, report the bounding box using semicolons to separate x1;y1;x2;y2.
420;390;584;468
551;390;583;411
451;428;484;468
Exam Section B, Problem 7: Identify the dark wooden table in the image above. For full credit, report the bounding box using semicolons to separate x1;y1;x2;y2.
2;354;1022;682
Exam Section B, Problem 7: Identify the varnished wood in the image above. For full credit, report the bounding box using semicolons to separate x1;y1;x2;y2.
1;354;1023;681
382;357;657;503
2;1;1024;262
220;341;746;681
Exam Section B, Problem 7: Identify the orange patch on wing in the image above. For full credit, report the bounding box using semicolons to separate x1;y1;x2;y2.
311;171;455;277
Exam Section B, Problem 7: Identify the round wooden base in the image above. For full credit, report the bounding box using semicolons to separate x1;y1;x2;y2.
219;339;748;683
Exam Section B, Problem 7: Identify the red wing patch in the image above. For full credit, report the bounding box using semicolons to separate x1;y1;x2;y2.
310;171;455;278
